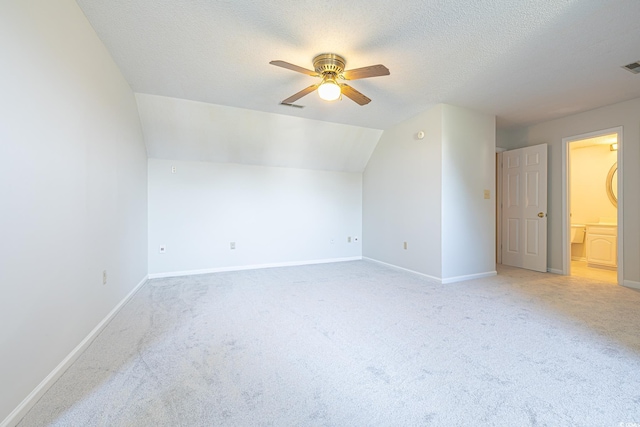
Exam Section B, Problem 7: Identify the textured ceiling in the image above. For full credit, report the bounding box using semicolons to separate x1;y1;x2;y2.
76;0;640;130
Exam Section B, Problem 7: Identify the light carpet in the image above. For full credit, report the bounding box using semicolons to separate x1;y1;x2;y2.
17;261;640;426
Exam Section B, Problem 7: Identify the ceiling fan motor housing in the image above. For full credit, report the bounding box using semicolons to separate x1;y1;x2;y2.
313;53;346;76
270;53;386;106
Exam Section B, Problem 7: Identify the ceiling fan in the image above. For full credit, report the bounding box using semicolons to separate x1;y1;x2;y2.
270;53;390;106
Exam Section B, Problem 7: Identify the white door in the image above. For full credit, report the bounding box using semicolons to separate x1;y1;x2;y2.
502;144;548;272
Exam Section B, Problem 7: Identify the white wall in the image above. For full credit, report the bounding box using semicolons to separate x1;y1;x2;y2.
441;105;496;279
362;106;443;278
0;1;148;423
148;159;362;275
136;94;383;173
500;98;640;283
363;104;496;282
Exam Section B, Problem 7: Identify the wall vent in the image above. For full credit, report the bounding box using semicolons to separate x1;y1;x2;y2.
622;61;640;74
280;102;305;109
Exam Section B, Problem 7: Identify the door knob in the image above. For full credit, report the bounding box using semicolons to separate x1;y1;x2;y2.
538;212;544;218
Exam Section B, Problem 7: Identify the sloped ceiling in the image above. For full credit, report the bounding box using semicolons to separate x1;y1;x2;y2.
136;94;382;172
75;0;640;170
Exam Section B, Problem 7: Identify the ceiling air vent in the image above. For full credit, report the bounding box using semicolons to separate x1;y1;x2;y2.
622;61;640;74
280;102;305;109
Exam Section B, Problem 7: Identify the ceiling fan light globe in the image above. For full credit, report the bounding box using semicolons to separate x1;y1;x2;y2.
318;81;341;101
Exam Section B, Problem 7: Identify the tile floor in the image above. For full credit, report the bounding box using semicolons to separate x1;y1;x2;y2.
571;259;617;283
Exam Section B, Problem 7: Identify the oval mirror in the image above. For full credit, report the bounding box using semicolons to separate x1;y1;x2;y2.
606;162;617;207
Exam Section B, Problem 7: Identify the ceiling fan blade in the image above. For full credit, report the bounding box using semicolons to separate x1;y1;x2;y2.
341;64;390;80
281;84;319;104
270;60;319;77
340;84;371;106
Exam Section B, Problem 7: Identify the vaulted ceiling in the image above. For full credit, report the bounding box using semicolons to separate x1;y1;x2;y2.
136;94;382;172
75;0;640;170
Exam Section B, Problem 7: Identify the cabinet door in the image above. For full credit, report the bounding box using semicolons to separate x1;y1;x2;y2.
586;234;617;267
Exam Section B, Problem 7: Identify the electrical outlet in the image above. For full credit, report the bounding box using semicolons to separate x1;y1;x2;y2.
347;236;352;243
102;270;107;285
230;242;236;250
404;241;408;250
159;245;166;254
171;166;176;174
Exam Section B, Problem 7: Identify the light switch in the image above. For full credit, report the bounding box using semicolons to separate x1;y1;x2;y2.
484;189;490;199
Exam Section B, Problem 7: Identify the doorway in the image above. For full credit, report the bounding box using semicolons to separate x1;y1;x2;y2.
562;127;623;284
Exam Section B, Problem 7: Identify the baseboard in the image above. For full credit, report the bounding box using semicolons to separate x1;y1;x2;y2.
363;257;497;284
547;268;564;275
362;257;442;283
571;256;586;262
623;280;640;290
147;256;363;279
441;271;497;284
1;274;149;427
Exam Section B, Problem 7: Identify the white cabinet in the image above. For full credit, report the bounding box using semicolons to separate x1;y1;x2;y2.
585;225;617;268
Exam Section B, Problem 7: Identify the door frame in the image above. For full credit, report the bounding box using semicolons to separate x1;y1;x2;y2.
496;147;506;265
561;126;623;284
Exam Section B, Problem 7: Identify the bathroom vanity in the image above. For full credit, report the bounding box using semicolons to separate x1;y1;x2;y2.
585;223;617;269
